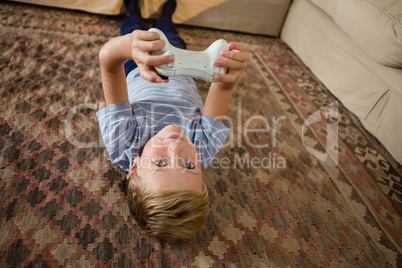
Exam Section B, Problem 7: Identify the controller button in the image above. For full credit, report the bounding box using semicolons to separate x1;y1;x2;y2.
213;66;221;74
167;62;173;68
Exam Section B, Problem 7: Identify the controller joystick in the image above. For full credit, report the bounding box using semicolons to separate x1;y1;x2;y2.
149;28;228;83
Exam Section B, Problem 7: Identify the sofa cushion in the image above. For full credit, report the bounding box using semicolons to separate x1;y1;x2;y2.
310;0;402;68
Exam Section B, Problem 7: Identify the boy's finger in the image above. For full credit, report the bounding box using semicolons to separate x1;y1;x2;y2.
221;49;247;63
135;39;166;52
214;72;238;84
138;53;174;67
133;30;161;41
138;63;163;83
214;57;244;70
228;42;247;52
148;54;175;66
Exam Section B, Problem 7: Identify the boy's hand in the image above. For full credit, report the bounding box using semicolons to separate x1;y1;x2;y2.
203;42;247;120
129;30;175;83
212;42;247;90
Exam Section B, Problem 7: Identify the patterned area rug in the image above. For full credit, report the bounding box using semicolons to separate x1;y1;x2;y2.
1;2;401;267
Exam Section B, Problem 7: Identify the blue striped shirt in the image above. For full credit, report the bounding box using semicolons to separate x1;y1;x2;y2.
96;69;230;172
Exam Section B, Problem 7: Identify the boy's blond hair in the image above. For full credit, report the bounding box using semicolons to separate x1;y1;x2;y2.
127;169;209;241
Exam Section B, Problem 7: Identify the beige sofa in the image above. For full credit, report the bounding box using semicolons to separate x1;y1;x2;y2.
281;0;402;164
10;0;402;163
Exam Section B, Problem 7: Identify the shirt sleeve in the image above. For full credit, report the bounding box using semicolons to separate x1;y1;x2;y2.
190;116;230;168
96;101;139;172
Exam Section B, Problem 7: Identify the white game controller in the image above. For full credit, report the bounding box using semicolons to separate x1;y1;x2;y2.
149;28;228;83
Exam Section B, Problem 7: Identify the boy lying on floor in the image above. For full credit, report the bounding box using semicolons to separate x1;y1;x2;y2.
96;0;247;240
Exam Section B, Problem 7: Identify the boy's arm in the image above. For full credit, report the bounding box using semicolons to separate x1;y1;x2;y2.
99;30;174;106
202;42;247;120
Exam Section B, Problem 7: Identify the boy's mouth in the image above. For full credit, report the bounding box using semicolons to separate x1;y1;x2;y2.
166;134;183;141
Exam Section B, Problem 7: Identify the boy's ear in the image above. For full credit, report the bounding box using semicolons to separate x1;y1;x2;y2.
127;157;140;180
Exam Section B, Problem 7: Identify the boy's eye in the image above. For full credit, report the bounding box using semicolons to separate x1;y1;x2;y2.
183;162;195;169
154;160;167;167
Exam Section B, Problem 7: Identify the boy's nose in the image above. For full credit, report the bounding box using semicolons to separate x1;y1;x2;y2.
168;143;183;167
168;142;183;154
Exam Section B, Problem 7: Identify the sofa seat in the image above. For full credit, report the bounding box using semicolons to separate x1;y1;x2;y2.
281;0;402;164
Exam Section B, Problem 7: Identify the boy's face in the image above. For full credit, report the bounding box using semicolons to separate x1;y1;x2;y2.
127;125;203;192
